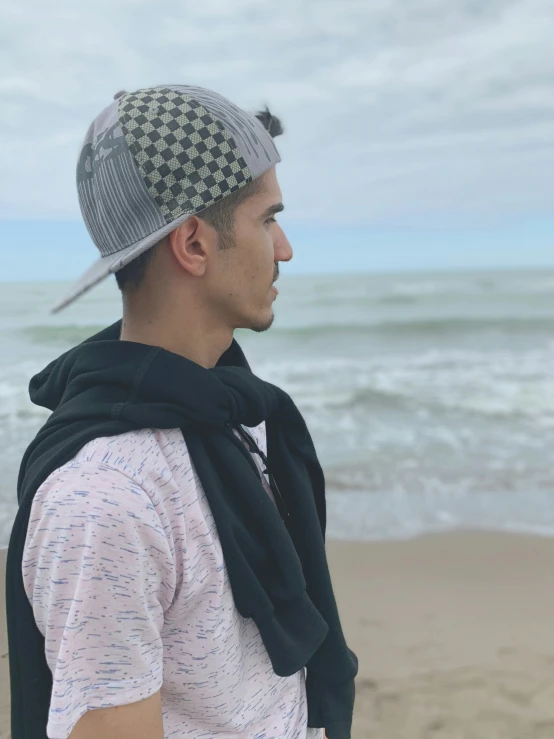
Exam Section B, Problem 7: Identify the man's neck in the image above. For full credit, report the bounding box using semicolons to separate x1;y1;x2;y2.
119;313;234;369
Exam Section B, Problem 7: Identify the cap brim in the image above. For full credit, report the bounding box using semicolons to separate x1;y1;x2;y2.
50;212;194;313
50;250;122;314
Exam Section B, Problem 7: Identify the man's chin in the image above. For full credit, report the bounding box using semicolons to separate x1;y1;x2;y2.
248;311;275;334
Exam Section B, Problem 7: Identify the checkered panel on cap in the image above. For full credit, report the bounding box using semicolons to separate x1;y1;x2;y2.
118;88;253;223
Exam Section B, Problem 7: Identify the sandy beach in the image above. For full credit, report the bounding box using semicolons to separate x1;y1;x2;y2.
329;532;554;738
2;531;554;738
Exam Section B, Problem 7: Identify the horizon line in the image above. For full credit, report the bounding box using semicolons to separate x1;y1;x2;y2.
1;262;554;286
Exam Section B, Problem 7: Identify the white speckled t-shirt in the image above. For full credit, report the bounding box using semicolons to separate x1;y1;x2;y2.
22;422;323;739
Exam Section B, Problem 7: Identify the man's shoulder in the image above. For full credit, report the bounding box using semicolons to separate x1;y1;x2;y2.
77;426;185;464
27;428;191;561
41;427;190;495
39;420;267;497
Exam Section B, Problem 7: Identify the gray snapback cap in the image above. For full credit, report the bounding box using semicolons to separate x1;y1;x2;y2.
51;85;282;313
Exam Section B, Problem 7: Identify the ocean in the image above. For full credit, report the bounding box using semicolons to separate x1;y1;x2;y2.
1;269;553;546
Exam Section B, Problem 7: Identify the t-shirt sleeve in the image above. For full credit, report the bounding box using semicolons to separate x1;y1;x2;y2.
21;463;176;739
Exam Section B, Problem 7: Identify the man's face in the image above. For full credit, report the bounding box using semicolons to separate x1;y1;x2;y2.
205;168;293;333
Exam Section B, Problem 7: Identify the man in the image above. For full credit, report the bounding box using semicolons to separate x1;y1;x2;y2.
6;85;357;739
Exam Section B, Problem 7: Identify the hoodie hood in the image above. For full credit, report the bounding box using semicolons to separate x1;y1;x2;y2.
29;319;252;417
29;321;123;412
17;319;271;510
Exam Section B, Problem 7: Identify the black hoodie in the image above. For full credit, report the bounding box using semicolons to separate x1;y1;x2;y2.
6;320;358;739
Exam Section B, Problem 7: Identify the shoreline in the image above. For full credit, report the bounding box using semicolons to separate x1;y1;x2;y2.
2;530;554;737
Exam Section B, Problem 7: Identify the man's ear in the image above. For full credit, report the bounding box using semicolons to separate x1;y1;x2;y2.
168;216;217;277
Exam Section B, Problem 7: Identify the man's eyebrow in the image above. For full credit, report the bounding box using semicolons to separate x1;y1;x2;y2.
260;202;285;219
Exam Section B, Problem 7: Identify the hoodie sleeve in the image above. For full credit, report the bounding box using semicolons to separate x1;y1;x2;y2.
21;462;176;739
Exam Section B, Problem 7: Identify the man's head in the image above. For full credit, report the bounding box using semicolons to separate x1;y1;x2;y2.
51;86;292;333
115;165;292;334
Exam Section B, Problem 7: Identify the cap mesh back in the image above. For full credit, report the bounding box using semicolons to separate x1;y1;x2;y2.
119;88;253;224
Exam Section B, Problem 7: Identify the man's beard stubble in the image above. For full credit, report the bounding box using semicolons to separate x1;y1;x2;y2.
250;312;275;333
249;265;279;333
219;231;278;334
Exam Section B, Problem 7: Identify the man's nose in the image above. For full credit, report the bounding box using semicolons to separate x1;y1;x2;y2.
274;224;293;262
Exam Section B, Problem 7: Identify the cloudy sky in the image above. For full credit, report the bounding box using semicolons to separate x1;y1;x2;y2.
1;0;553;278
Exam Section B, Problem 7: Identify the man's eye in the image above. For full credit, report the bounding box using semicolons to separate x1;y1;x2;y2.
265;217;277;225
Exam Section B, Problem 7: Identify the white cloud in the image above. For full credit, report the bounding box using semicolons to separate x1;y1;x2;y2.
0;0;552;225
